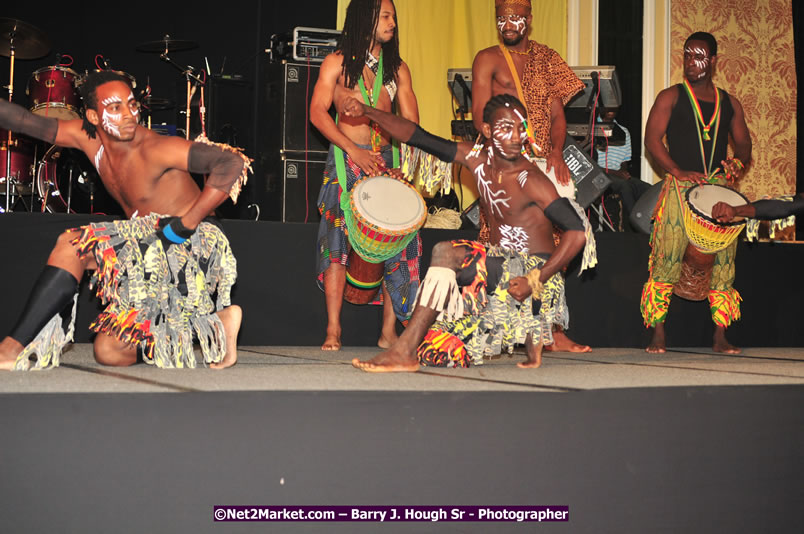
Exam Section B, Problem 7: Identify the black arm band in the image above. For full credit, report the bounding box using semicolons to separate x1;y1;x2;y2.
544;198;584;232
0;99;58;144
407;124;458;163
187;143;243;193
752;195;804;220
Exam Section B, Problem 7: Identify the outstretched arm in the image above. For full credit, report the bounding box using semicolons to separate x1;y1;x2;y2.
341;96;472;166
713;194;804;223
0;99;58;145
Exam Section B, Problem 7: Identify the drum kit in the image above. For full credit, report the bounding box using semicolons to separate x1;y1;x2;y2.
1;17;202;215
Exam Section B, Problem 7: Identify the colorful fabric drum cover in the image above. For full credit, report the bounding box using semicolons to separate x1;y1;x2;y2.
683;184;748;254
347;174;426;264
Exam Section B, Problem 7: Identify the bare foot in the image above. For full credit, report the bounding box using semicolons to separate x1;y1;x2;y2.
646;324;666;354
321;327;342;351
713;326;741;354
352;347;419;373
517;341;543;368
0;337;24;371
210;305;242;369
545;329;592;353
377;331;399;350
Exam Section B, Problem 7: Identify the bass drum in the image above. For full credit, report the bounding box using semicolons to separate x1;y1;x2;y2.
36;145;124;215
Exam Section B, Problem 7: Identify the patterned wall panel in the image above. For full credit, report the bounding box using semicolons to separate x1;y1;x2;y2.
670;0;796;201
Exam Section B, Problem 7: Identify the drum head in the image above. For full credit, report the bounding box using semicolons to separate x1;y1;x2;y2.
687;184;749;226
352;175;426;232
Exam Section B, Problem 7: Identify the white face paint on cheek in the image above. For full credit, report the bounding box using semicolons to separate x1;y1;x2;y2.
497;15;527;36
492;118;518;156
102;108;122;138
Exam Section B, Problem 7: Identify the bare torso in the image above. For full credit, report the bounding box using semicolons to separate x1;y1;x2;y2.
66;122;203;218
334;66;396;146
463;146;557;255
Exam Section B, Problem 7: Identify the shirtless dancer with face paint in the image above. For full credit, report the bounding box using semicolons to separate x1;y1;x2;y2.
471;0;591;353
0;71;248;370
344;94;590;372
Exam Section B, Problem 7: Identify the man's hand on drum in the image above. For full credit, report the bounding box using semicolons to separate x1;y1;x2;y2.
712;201;738;223
507;276;532;303
721;158;745;181
675;170;708;184
341;96;366;118
386;167;406;181
348;147;386;175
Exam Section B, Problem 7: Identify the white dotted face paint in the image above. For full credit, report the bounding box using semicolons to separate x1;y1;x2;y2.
496;14;527;37
498;224;530;252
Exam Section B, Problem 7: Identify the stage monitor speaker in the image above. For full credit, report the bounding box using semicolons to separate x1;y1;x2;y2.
562;135;612;208
282;157;323;223
630;181;663;235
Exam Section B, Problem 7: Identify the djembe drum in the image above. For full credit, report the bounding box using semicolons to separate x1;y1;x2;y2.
343;174;427;304
674;184;749;301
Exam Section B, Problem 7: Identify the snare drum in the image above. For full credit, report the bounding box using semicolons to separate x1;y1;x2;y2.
36;145;124;215
674;183;748;301
343;174;426;304
27;66;83;120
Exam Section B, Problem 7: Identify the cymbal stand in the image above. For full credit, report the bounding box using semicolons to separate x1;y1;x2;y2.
159;50;205;140
4;30;15;213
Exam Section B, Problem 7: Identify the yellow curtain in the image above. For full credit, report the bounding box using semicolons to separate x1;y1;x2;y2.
336;0;567;206
670;0;797;202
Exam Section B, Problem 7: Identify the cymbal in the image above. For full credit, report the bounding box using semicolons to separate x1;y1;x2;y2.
136;35;198;53
140;96;174;111
0;18;50;59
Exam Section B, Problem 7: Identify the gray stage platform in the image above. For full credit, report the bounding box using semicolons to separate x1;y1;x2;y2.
2;344;803;393
2;347;803;534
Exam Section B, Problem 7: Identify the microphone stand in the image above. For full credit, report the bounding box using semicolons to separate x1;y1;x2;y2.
4;31;16;213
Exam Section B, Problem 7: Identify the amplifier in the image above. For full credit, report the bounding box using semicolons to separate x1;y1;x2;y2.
292;27;340;63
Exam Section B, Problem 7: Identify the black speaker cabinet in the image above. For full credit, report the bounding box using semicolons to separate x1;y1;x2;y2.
282;157;323;223
262;60;331;157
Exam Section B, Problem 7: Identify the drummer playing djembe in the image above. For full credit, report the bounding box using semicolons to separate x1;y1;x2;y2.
310;0;422;351
642;31;751;354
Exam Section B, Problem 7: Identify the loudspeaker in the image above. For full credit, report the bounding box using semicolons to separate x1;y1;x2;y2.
262;60;330;156
282;157;323;223
630;181;663;234
562;135;612;208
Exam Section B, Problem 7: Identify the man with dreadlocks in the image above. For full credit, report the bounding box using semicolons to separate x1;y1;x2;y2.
0;71;250;370
311;0;421;351
642;32;751;354
471;0;590;353
344;94;595;372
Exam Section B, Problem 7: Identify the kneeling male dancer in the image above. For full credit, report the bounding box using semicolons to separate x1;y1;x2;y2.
344;93;594;372
0;71;250;370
